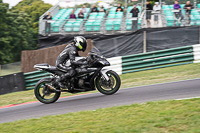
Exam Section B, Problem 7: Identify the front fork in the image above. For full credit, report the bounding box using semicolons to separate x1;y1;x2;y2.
100;69;110;81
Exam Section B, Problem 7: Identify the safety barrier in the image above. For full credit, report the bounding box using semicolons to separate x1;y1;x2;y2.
106;44;200;75
24;44;200;89
24;71;50;90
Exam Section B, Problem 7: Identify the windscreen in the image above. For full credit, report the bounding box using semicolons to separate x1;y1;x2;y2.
88;47;103;56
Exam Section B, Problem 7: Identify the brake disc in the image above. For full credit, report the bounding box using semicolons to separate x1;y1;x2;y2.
42;85;52;96
99;75;115;90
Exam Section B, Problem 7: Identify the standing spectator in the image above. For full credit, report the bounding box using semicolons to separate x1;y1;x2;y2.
116;4;123;12
173;1;181;10
146;1;153;27
78;10;84;19
153;2;161;25
173;0;183;26
184;1;194;25
82;5;87;13
43;12;52;20
91;4;99;13
99;5;106;12
43;12;52;35
69;10;76;19
129;5;140;31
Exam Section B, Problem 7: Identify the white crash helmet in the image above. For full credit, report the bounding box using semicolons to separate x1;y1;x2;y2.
74;36;87;52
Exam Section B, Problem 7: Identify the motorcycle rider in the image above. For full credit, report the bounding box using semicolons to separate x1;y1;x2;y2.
55;36;88;88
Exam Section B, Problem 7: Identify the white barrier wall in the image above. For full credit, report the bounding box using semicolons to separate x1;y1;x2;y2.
193;44;200;63
105;56;122;75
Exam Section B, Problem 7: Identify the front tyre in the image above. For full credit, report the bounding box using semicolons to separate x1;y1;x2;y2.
95;70;121;95
34;78;61;104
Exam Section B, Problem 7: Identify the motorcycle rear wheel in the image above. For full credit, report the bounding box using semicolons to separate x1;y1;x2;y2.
95;70;121;95
34;78;61;104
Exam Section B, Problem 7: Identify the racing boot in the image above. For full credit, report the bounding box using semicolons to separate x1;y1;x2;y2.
55;72;72;88
55;78;65;89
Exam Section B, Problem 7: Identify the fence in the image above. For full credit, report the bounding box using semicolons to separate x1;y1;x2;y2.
23;44;200;89
40;9;200;35
39;4;60;35
39;3;200;36
21;39;93;73
161;8;200;27
41;17;142;35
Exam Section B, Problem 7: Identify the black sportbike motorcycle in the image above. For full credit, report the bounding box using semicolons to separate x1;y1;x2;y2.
34;47;121;104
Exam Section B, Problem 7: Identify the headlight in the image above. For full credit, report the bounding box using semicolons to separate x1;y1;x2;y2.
99;60;110;66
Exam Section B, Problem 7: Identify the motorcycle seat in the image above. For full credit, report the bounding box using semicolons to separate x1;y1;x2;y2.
34;63;50;69
35;63;50;67
48;66;57;71
34;63;72;73
34;63;58;71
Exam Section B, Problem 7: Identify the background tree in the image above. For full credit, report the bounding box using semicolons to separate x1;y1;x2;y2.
12;0;52;33
0;0;52;64
0;0;13;64
74;3;92;8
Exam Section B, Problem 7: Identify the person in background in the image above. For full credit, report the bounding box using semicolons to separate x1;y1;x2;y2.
91;4;99;13
69;10;76;19
78;10;84;19
153;2;161;25
146;1;153;27
43;12;52;20
129;5;140;31
116;4;123;12
173;0;181;10
82;5;87;13
184;1;194;25
99;5;106;12
173;0;183;26
43;12;52;35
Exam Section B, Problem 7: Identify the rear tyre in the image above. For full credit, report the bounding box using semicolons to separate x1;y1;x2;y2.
95;70;121;95
34;78;61;104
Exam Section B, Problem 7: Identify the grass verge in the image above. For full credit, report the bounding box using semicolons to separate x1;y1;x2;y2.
0;98;200;132
1;63;200;107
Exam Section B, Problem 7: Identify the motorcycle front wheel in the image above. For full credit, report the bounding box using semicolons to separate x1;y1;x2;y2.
34;78;61;104
95;70;121;95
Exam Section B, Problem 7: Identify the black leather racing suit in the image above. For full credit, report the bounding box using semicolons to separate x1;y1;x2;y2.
55;43;87;87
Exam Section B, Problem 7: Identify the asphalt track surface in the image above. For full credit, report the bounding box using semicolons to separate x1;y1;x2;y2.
0;79;200;123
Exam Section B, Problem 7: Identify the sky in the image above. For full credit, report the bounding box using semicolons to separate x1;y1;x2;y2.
2;0;113;8
3;0;59;8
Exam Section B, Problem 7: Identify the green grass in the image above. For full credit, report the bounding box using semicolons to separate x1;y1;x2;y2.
1;63;200;107
0;70;21;76
0;98;200;133
121;63;200;88
0;90;89;107
0;66;21;76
